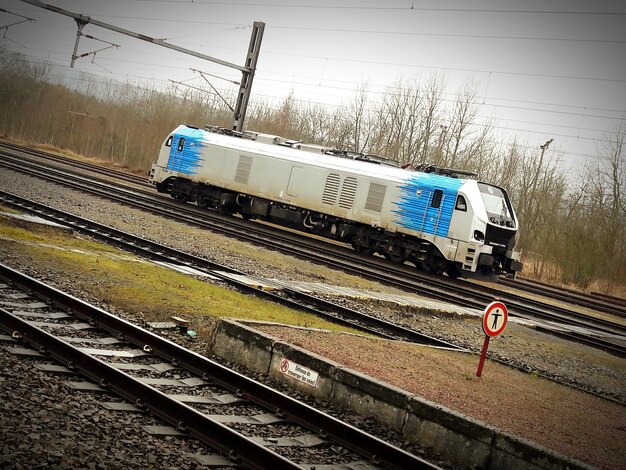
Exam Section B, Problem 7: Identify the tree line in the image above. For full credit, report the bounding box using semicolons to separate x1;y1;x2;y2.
0;48;623;294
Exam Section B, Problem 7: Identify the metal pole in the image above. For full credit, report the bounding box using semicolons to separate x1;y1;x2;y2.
476;335;490;377
70;19;86;68
232;21;265;132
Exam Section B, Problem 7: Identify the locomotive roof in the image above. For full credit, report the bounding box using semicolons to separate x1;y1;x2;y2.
173;125;473;188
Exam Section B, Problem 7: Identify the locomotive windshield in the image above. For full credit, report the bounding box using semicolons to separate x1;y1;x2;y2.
478;183;516;228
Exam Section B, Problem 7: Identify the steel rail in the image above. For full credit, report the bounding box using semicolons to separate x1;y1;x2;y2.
0;263;441;470
499;276;626;317
3;141;625;321
590;291;626;309
1;151;625;355
0;141;148;187
2;152;625;402
5;140;623;318
0;190;461;350
0;308;301;470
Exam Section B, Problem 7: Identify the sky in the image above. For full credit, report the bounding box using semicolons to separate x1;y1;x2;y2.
1;0;625;175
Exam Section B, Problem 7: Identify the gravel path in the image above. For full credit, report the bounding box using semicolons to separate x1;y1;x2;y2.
0;348;223;469
1;167;625;469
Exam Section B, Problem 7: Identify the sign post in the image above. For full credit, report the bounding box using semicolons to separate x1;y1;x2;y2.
476;301;508;377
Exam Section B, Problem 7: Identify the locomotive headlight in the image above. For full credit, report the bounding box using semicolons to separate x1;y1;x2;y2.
473;230;485;242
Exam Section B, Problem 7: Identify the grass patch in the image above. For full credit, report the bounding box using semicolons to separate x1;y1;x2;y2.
0;216;361;334
0;217;118;254
0;204;21;215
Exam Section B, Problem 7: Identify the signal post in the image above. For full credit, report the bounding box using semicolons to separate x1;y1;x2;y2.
476;301;508;377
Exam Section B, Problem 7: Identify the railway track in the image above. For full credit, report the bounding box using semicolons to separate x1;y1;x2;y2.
0;140;150;188
0;262;442;469
4;140;624;316
500;276;626;318
0;190;460;351
3;189;626;406
1;144;625;358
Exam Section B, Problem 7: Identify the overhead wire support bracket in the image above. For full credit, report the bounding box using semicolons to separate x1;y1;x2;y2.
71;20;120;68
191;68;236;112
168;78;235;113
20;0;264;132
70;18;87;68
0;8;36;37
190;68;240;86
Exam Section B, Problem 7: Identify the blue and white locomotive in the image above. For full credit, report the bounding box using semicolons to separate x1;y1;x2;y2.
149;124;523;280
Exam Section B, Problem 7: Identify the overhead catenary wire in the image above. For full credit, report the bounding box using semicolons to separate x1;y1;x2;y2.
3;1;624;165
106;1;626;15
8;47;625;126
12;6;625;45
8;45;626;130
8;43;625;124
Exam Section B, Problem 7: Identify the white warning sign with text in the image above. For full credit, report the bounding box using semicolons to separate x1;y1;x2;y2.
279;358;319;387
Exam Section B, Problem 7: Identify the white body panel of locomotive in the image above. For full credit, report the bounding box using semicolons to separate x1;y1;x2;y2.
150;125;521;276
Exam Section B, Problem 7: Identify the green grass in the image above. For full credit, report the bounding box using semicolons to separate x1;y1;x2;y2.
0;216;118;253
0;216;362;334
0;205;21;215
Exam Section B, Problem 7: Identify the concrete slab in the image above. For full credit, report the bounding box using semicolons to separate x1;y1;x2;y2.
0;211;70;229
207;318;593;470
151;260;220;279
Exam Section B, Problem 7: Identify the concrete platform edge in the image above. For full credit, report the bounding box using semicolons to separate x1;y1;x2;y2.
208;319;593;470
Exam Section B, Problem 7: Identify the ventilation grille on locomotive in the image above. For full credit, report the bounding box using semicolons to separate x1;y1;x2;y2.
234;155;253;184
338;177;358;209
365;183;386;212
322;173;340;205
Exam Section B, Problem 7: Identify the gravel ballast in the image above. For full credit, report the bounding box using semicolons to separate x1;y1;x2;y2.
1;167;625;469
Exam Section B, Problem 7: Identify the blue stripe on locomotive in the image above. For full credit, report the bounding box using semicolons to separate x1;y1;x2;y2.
392;173;463;237
166;127;206;175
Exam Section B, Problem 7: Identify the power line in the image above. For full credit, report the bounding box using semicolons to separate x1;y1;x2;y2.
21;26;626;86
76;14;244;27
249;90;623;144
14;14;626;84
6;43;625;124
249;75;626;121
253;51;626;84
249;89;623;134
270;24;626;45
481;96;625;115
45;13;626;45
4;61;617;160
17;6;624;45
124;1;626;15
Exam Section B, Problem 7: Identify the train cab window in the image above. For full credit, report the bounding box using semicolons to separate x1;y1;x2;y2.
455;195;467;211
177;137;185;152
431;189;443;208
165;135;173;147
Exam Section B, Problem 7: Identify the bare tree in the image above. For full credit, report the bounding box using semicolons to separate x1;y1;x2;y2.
348;81;371;153
441;80;480;168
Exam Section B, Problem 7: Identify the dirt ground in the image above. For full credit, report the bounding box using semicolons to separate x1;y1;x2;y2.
255;324;626;470
1;167;625;470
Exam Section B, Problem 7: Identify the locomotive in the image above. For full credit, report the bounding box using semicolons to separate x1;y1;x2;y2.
149;124;523;280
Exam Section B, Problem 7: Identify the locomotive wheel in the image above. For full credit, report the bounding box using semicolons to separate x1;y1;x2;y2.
197;200;208;208
173;194;188;203
446;264;461;279
218;205;232;216
352;244;374;256
418;261;432;274
384;253;405;264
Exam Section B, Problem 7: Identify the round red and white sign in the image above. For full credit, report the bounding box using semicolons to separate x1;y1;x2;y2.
482;301;508;337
